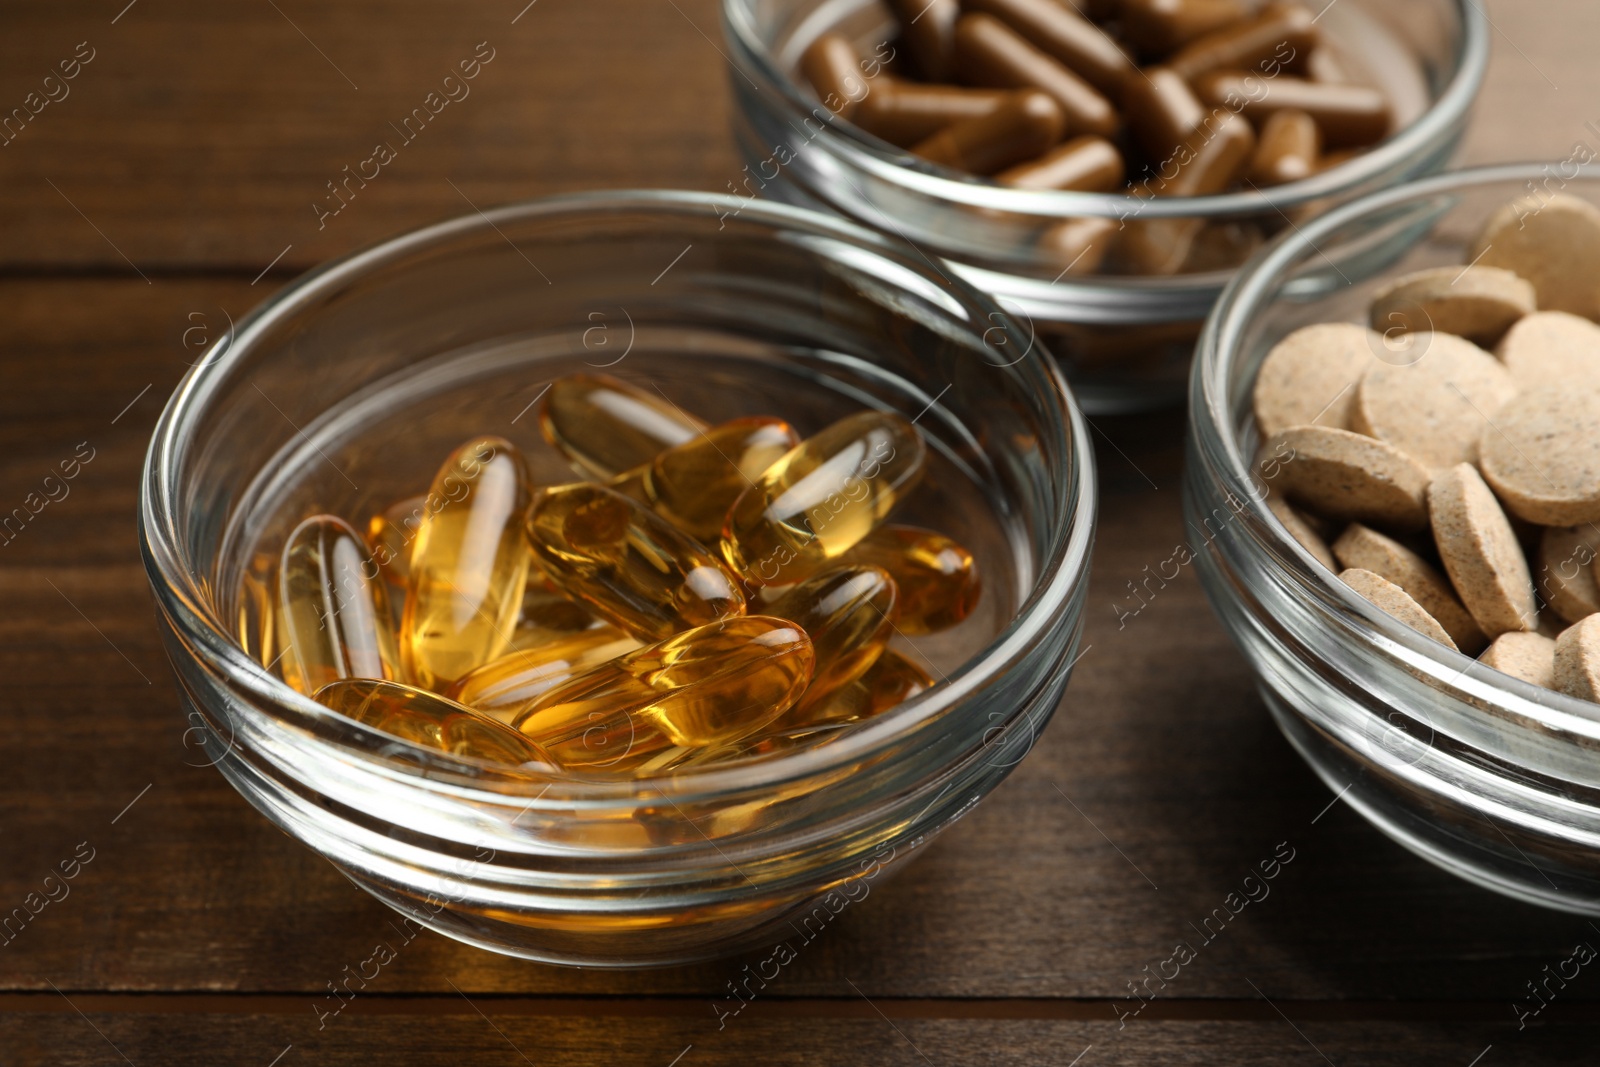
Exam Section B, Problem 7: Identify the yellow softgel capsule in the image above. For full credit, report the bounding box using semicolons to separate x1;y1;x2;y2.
364;493;426;590
722;411;926;588
276;515;400;696
316;678;553;767
511;616;814;771
766;565;896;713
803;649;935;726
636;416;801;541
506;580;605;653
844;524;981;634
447;626;644;722
525;483;746;642
237;550;277;669
541;373;707;481
402;437;532;691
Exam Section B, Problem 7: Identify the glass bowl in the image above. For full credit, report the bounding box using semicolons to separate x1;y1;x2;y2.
721;0;1488;413
138;190;1096;966
1187;164;1600;914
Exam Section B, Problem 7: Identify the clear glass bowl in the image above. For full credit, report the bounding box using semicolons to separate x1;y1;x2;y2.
138;190;1096;966
1187;165;1600;914
721;0;1488;413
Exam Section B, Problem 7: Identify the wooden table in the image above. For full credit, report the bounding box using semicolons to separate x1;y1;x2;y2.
2;2;1597;1063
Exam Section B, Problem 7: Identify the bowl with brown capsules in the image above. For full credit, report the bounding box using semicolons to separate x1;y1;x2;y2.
721;0;1488;412
138;190;1095;966
1187;163;1600;912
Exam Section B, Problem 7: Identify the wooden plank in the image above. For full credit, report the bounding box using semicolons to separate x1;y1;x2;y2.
0;0;1590;273
4;278;1600;1004
2;1011;1596;1067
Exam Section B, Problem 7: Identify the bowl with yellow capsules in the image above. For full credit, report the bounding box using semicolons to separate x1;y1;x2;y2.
139;190;1095;966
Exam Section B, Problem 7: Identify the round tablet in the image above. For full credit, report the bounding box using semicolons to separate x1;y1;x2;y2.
1478;388;1600;526
1350;332;1518;471
1333;523;1487;654
1368;266;1536;347
1429;463;1538;638
1536;525;1600;625
1252;322;1381;438
1553;614;1600;702
1340;568;1457;650
1472;193;1600;320
1267;492;1338;571
1494;310;1600;389
1266;426;1432;531
1479;631;1557;689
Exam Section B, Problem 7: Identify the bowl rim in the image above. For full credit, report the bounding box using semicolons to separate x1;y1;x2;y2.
719;0;1490;222
1192;161;1600;743
138;188;1098;804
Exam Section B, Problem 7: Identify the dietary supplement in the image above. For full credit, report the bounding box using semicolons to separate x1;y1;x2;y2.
1250;192;1600;706
245;376;984;776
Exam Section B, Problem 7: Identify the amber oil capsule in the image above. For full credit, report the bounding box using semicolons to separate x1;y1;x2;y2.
798;649;936;726
886;0;960;81
1119;0;1249;56
238;550;278;669
995;135;1124;191
637;416;802;542
965;0;1136;96
541;374;707;481
854;81;1010;148
912;89;1065;175
1121;66;1208;164
952;14;1120;138
801;33;872;120
448;626;644;722
277;515;400;696
402;437;532;691
1194;72;1389;148
526;482;746;642
843;524;981;634
507;580;604;652
1246;108;1321;186
512;616;815;771
365;493;427;591
767;566;897;710
1166;1;1319;82
317;678;554;767
722;410;927;589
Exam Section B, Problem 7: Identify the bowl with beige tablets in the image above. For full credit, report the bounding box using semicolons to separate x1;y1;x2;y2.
139;191;1096;965
1188;164;1600;911
721;0;1488;411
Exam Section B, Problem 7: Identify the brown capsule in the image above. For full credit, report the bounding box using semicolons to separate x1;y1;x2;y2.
316;678;554;768
541;374;707;482
912;89;1066;175
801;33;871;120
995;135;1124;191
886;0;960;82
1119;0;1249;57
952;13;1119;138
964;0;1136;96
854;80;1010;148
1194;71;1390;148
525;482;746;642
1182;219;1263;272
1150;107;1256;196
636;416;802;542
1121;66;1208;164
842;524;981;634
1166;1;1319;82
1246;107;1321;186
1111;213;1204;276
1037;216;1120;276
1306;44;1349;84
767;566;897;713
